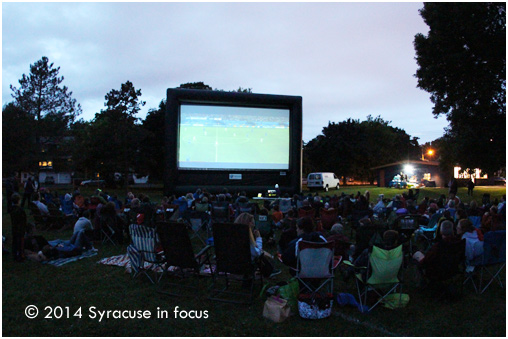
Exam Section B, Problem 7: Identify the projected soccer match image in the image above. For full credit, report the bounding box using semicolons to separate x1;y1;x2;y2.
178;104;290;170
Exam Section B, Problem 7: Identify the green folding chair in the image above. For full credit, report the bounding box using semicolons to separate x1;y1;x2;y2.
348;245;404;312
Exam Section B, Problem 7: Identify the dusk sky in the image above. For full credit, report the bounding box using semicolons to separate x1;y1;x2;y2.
2;2;449;144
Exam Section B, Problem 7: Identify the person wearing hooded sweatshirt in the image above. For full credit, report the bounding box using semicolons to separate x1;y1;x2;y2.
281;216;327;274
457;219;483;265
61;193;74;216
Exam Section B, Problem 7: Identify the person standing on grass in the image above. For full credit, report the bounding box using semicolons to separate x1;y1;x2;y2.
9;193;29;261
20;177;35;208
467;179;475;196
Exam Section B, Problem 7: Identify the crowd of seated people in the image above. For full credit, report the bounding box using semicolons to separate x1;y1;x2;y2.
8;183;505;299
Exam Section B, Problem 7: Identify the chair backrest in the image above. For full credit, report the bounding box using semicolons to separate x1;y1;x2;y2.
129;224;158;262
297;240;335;278
427;213;442;229
481;230;506;265
468;215;482;229
237;202;253;215
428;238;466;281
212;223;253;275
211;202;229;220
255;214;272;238
367;245;403;285
183;210;210;232
395;215;419;230
279;199;292;214
320;208;338;230
298;207;315;219
156;221;198;269
195;202;209;213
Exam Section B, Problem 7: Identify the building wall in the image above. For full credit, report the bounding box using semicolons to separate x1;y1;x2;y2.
378;163;447;188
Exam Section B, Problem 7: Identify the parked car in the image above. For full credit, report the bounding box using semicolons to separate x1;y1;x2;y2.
80;179;105;187
306;172;340;192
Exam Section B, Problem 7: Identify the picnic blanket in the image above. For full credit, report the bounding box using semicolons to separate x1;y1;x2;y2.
42;249;98;267
98;254;171;274
98;254;217;275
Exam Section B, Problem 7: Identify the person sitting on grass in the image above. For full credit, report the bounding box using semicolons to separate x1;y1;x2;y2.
234;213;281;278
281;216;326;275
73;210;93;235
32;193;49;216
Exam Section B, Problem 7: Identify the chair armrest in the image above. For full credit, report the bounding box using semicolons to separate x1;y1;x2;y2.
342;260;366;270
195;245;213;258
333;255;342;269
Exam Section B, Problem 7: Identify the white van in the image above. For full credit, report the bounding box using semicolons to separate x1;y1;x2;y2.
306;172;340;192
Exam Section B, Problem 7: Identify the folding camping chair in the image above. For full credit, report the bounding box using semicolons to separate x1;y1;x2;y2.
208;222;262;304
294;240;341;295
164;204;179;221
393;214;420;260
156;221;213;296
278;198;293;215
128;224;165;284
414;213;442;252
211;202;230;223
100;215;118;246
319;208;339;231
346;245;404;312
298;207;315;219
255;214;274;241
182;210;211;245
464;230;506;294
235;201;256;218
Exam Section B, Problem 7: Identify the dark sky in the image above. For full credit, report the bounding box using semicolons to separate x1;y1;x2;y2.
2;2;449;143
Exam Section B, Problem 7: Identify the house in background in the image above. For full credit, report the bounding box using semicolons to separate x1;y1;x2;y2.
371;160;447;188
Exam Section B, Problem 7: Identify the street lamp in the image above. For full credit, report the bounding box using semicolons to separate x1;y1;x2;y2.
422;149;435;160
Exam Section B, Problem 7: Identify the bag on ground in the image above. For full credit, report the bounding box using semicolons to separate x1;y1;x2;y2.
263;296;291;323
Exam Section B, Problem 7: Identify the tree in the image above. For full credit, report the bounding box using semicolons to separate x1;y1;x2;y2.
2;103;37;177
414;3;506;174
138;100;166;180
9;56;82;175
104;80;145;115
72;81;145;187
304;116;420;183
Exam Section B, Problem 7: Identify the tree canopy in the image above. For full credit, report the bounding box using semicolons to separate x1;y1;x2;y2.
304;116;420;183
10;56;81;124
414;3;506;174
71;81;146;185
2;103;37;176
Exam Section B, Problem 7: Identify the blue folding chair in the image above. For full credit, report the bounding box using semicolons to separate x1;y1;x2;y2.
464;230;506;294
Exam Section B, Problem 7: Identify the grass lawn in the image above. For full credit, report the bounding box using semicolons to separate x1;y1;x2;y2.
2;186;506;336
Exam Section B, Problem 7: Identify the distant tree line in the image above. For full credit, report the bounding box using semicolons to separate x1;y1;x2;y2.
4;3;506;190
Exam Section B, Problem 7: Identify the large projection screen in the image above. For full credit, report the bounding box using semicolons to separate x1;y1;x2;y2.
165;89;302;195
178;104;290;170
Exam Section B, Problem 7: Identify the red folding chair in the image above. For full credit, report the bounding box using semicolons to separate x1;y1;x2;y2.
319;208;339;231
